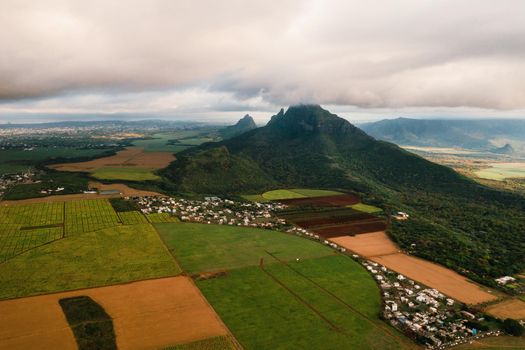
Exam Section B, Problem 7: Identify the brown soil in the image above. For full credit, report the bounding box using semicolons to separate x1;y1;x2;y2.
279;194;360;206
330;231;400;257
485;298;525;320
0;192;121;205
371;253;497;304
50;147;175;171
331;231;497;304
0;276;229;350
312;220;387;237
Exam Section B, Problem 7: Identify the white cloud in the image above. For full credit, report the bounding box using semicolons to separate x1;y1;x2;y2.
1;0;525;120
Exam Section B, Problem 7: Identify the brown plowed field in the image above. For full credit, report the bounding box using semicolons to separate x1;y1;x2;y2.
330;231;399;257
0;276;230;350
279;194;360;206
50;147;175;172
371;253;497;304
294;212;376;227
485;298;525;320
331;231;497;305
312;220;387;237
90;182;165;197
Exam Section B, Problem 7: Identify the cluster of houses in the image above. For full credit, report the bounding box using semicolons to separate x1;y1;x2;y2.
130;196;291;230
0;171;36;199
358;259;494;349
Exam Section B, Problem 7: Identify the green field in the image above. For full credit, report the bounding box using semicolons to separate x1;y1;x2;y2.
350;203;383;213
91;167;160;181
65;199;120;235
132;130;219;153
155;223;334;274
118;211;149;225
475;162;525;181
164;336;237;350
0;148;113;176
454;335;525;349
197;255;414;350
0;223;180;299
261;188;343;200
146;212;180;223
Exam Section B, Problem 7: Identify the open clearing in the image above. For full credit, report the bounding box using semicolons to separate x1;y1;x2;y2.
50;147;175;171
91;166;160;181
332;231;496;304
197;255;416;350
484;298;525;320
475;162;525;181
155;222;334;274
90;181;165;196
0;276;230;350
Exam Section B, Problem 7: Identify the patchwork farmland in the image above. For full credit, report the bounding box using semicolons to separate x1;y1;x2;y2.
157;221;416;350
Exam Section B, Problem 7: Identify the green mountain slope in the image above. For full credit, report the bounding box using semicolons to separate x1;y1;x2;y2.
164;105;525;285
218;114;257;139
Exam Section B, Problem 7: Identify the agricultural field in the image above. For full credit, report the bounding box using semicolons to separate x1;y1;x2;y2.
350;203;383;213
147;212;180;223
484;298;525;320
278;206;387;237
0;277;228;350
0;222;180;299
50;147;174;182
164;336;237;350
0;147;114;176
132;129;220;153
91;167;160;181
453;335;525;349
474;162;525;181
155;222;335;274
64;199;120;235
118;211;149;225
0;201;64;226
0;226;63;262
197;255;416;350
261;188;344;200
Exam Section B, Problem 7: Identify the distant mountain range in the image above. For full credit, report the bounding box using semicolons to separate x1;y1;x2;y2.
163;105;525;284
361;118;525;152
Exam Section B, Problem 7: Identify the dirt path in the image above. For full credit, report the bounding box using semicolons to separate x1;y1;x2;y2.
0;276;230;350
330;231;497;305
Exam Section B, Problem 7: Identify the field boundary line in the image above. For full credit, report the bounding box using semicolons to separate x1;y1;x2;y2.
150;223;185;275
259;263;343;333
264;251;411;345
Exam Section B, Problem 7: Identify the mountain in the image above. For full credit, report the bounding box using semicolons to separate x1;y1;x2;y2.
491;143;514;155
361;117;525;150
164;105;525;284
218;114;257;139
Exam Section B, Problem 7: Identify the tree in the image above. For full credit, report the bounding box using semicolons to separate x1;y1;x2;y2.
503;318;524;336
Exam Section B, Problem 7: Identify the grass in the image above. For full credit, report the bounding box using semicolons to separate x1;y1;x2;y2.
0;202;64;226
91;167;160;181
155;222;334;274
261;188;343;200
164;336;237;350
349;203;383;213
146;212;180;223
118;211;149;224
59;296;116;350
197;255;414;350
475;162;525;181
132;130;219;152
65;199;120;235
0;223;180;299
240;194;269;202
453;335;525;349
0;226;63;262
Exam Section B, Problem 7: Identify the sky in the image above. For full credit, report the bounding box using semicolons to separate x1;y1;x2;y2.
1;0;525;124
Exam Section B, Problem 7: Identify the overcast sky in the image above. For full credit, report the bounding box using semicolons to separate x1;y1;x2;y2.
1;0;525;123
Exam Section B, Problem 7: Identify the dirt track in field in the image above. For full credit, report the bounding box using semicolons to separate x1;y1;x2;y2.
50;147;175;171
485;298;525;320
0;276;229;350
331;231;497;305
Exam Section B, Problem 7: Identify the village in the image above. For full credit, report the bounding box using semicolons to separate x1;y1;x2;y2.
131;195;291;230
131;195;505;349
0;171;37;199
